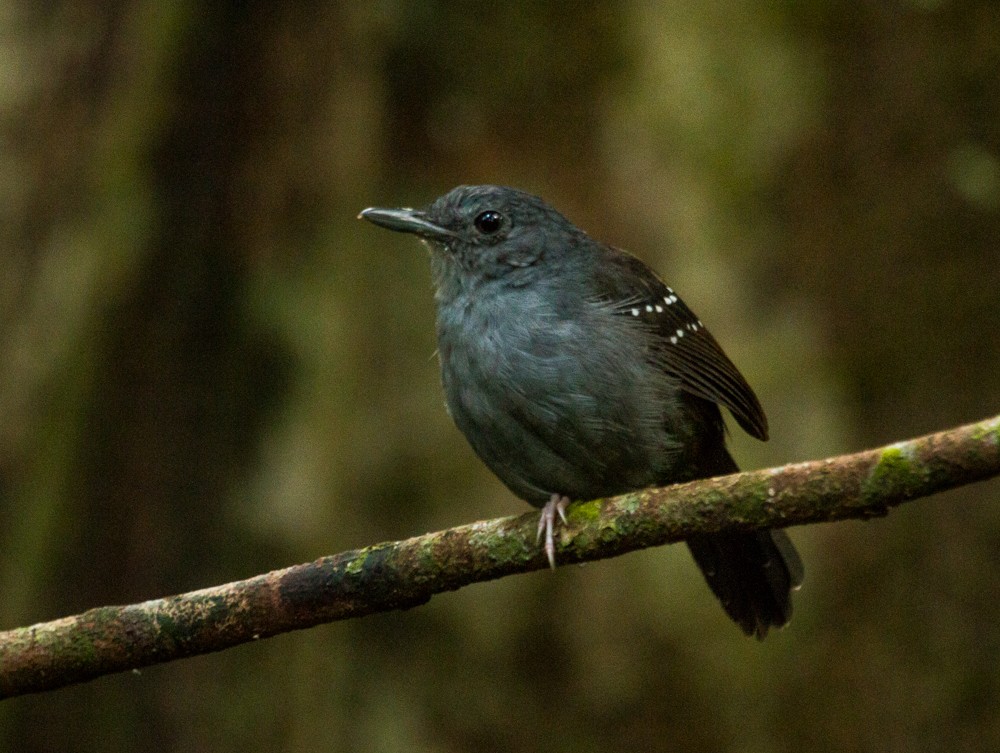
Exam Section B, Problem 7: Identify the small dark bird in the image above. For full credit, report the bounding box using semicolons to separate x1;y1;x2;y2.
360;185;803;638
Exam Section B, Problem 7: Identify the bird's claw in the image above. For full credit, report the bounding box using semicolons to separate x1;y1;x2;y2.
536;494;570;569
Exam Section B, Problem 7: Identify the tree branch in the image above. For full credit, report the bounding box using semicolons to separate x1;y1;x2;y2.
2;414;998;698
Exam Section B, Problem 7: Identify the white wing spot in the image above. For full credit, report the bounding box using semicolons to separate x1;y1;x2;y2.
631;308;640;316
675;329;684;338
670;336;678;344
645;304;653;313
654;305;663;313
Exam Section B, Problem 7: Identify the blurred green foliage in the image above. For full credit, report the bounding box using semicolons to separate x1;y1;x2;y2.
1;1;998;751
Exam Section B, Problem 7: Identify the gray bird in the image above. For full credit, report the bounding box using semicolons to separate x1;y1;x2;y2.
360;185;803;638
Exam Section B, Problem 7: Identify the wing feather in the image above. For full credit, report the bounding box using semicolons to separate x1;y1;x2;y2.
591;246;768;441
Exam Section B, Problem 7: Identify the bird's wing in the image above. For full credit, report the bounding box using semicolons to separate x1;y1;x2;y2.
591;246;768;441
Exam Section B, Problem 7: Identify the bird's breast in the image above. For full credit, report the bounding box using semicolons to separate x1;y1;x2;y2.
434;289;686;501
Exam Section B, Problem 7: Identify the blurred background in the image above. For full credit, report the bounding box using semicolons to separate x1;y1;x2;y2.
1;1;999;751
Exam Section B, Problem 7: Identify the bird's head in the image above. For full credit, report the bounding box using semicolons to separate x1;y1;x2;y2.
360;185;585;295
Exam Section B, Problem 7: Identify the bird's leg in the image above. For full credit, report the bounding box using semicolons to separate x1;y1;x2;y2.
536;494;570;569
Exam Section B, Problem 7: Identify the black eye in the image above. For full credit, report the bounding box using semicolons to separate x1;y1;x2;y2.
474;210;503;235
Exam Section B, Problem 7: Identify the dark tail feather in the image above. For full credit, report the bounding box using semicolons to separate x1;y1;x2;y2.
687;529;804;639
686;444;804;638
688;438;804;640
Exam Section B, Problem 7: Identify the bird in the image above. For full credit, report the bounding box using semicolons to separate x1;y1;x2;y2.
359;184;803;638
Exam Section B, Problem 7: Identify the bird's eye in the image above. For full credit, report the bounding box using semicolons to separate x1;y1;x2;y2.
474;210;503;235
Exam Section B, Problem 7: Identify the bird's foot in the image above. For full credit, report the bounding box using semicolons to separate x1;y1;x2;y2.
536;494;570;569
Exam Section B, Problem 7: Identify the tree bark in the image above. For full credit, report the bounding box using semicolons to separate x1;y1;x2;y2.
1;413;998;699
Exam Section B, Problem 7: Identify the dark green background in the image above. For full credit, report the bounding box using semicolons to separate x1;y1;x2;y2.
2;2;999;751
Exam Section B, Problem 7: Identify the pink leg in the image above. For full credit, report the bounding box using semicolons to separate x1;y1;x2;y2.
535;494;570;569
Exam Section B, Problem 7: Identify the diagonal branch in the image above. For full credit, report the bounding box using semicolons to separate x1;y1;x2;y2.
1;414;998;699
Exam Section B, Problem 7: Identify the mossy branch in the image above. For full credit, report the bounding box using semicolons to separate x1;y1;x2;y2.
2;414;999;699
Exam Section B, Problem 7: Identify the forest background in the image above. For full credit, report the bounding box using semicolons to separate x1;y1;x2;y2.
1;2;999;751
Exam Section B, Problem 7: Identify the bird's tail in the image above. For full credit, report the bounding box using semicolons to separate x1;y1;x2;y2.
686;451;804;639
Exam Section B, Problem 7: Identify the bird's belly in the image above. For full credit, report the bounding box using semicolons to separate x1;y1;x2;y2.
437;308;684;504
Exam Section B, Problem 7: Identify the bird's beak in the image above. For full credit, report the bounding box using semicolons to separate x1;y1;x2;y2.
358;207;456;240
